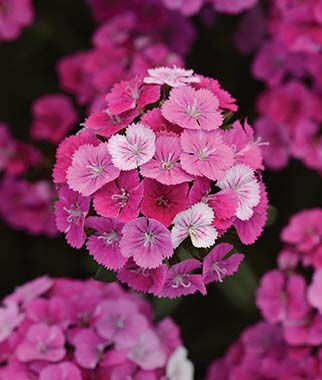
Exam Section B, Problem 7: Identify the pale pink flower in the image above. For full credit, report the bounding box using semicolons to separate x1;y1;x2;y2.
17;323;66;362
212;0;258;14
40;362;82;380
0;302;23;342
166;346;194;380
217;164;260;221
171;203;218;249
95;299;148;346
67;143;120;196
120;217;173;269
6;276;53;304
106;76;160;115
93;170;143;223
107;123;156;170
203;243;244;284
308;270;322;314
162;85;223;131
144;67;200;87
86;216;126;271
120;329;167;371
140;134;193;185
55;185;90;249
117;260;168;295
140;179;189;227
180;129;234;180
160;259;206;298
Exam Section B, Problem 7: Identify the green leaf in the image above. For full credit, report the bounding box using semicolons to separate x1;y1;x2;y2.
153;297;182;320
266;204;278;227
94;266;117;283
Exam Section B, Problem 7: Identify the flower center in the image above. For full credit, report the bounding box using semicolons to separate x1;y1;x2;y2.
156;195;169;208
86;163;104;178
212;263;227;283
111;188;129;208
37;342;49;354
144;231;154;246
186;99;201;118
64;204;82;224
198;147;209;160
98;230;120;245
171;274;191;289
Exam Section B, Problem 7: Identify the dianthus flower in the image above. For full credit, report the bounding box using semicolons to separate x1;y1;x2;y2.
0;277;193;379
53;66;268;297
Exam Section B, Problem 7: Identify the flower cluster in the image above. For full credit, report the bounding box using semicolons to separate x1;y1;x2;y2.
160;0;258;16
206;208;322;380
206;321;322;380
0;0;34;42
0;276;193;380
252;1;322;174
53;66;268;298
59;0;194;112
0;94;77;236
256;208;322;347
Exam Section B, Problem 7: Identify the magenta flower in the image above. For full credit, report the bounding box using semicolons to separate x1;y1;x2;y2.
95;299;148;346
55;185;90;249
85;216;126;271
0;0;34;41
31;94;77;144
141;108;182;135
40;362;82;380
93;170;143;223
171;203;218;249
106;76;160;115
117;260;168;295
203;243;244;284
160;259;206;298
217;164;260;221
162;85;223;131
213;0;258;14
6;276;53;304
140;134;194;185
308;270;322;314
144;67;200;87
67;143;120;196
17;323;66;362
120;217;173;269
73;329;107;369
180;129;234;180
140;178;189;227
107;123;156;170
162;0;203;16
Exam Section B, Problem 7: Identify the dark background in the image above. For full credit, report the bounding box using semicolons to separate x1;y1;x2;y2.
0;1;321;378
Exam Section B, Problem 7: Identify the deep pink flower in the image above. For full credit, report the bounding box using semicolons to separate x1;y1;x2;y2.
171;203;218;249
106;76;160;115
53;131;99;184
208;189;238;229
162;0;203;16
140;134;193;185
55;185;90;249
180;129;234;180
162;86;223;131
83;108;136;139
93;170;143;223
40;362;82;380
160;259;206;298
108;123;156;170
0;123;16;172
212;0;258;14
140;179;189;227
95;299;148;346
17;323;65;362
120;217;173;269
308;270;322;314
86;216;126;271
141;108;182;135
217;164;260;221
31;94;77;144
67;143;120;196
144;67;200;87
203;243;244;284
117;260;168;295
0;0;34;41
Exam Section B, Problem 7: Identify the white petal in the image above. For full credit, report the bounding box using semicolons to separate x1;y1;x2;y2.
166;346;194;380
190;225;218;248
